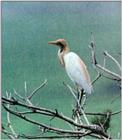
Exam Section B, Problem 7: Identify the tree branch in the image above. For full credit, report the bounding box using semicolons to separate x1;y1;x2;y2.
2;96;111;139
89;36;121;82
27;79;47;100
6;92;17;139
103;51;121;72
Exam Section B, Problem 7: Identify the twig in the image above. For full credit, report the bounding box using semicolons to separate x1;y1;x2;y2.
63;83;90;125
60;112;75;131
2;97;111;138
103;112;111;129
2;125;93;139
103;51;121;72
2;104;87;135
13;89;24;101
20;131;92;139
24;81;27;96
2;104;110;139
95;64;121;81
92;72;101;85
83;111;121;116
2;129;16;139
3;96;121;117
6;92;17;139
103;54;106;68
27;79;47;100
89;38;121;81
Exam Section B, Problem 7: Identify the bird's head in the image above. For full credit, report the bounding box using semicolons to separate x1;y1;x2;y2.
48;39;68;51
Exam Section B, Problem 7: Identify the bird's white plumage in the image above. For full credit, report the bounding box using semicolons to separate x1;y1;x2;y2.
64;52;93;94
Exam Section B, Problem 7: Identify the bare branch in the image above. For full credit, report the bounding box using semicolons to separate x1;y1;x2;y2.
84;111;121;116
24;81;27;96
103;51;121;72
19;131;92;139
2;96;111;139
92;72;101;85
89;37;121;82
13;89;24;101
2;129;16;139
6;92;17;139
63;82;90;125
27;79;47;100
95;64;121;81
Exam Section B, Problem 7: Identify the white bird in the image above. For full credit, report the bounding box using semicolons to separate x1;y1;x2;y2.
48;39;93;95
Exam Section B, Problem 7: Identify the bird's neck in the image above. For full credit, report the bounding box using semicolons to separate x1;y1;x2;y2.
58;46;70;66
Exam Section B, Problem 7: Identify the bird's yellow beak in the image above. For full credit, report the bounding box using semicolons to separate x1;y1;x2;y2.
48;40;57;45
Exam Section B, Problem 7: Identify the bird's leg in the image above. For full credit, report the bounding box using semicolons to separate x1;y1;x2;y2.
76;86;84;115
79;89;88;110
76;86;81;113
77;87;84;110
79;89;84;106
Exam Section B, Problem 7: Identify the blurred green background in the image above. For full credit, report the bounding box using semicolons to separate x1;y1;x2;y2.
2;1;121;139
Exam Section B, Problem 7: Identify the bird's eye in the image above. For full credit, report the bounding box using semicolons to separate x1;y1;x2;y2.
57;42;64;47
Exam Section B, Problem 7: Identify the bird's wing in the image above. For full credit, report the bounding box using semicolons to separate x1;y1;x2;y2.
64;52;93;94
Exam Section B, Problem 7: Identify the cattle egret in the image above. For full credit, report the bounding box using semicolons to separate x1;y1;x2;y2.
48;39;93;95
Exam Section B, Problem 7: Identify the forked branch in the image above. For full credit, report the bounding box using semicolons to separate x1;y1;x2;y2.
89;34;121;82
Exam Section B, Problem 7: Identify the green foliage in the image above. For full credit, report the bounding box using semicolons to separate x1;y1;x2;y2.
91;109;112;132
